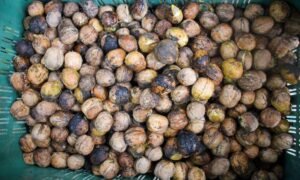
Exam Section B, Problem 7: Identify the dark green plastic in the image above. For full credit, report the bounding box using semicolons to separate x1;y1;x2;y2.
0;0;299;179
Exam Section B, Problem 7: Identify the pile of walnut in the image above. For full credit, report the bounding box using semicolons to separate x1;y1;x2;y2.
10;0;300;179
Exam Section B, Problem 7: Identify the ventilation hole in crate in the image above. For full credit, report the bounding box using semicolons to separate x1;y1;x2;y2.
0;117;9;121
0;96;12;100
1;37;16;46
58;170;74;178
112;0;117;6
287;115;297;119
0;110;11;114
0;121;8;125
287;151;296;156
61;169;72;176
0;100;12;105
0;85;14;92
0;47;15;57
3;26;20;37
0;45;15;53
242;0;246;6
101;0;107;6
0;61;14;70
289;130;296;134
287;148;296;154
0;98;13;104
0;89;14;94
289;88;297;96
0;128;8;135
69;172;83;179
236;0;240;6
287;84;295;89
289;123;296;128
122;0;129;4
117;174;122;178
60;169;89;178
82;174;95;180
289;88;297;92
230;0;234;5
0;59;14;66
288;118;297;123
0;52;15;61
291;108;297;112
140;175;147;180
78;171;94;179
12;129;26;134
0;55;14;63
0;106;11;110
288;148;296;153
290;92;297;96
93;0;99;5
3;35;17;42
114;177;119;180
15;121;25;125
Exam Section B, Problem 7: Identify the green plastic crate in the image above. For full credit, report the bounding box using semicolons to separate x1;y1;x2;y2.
0;0;299;179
